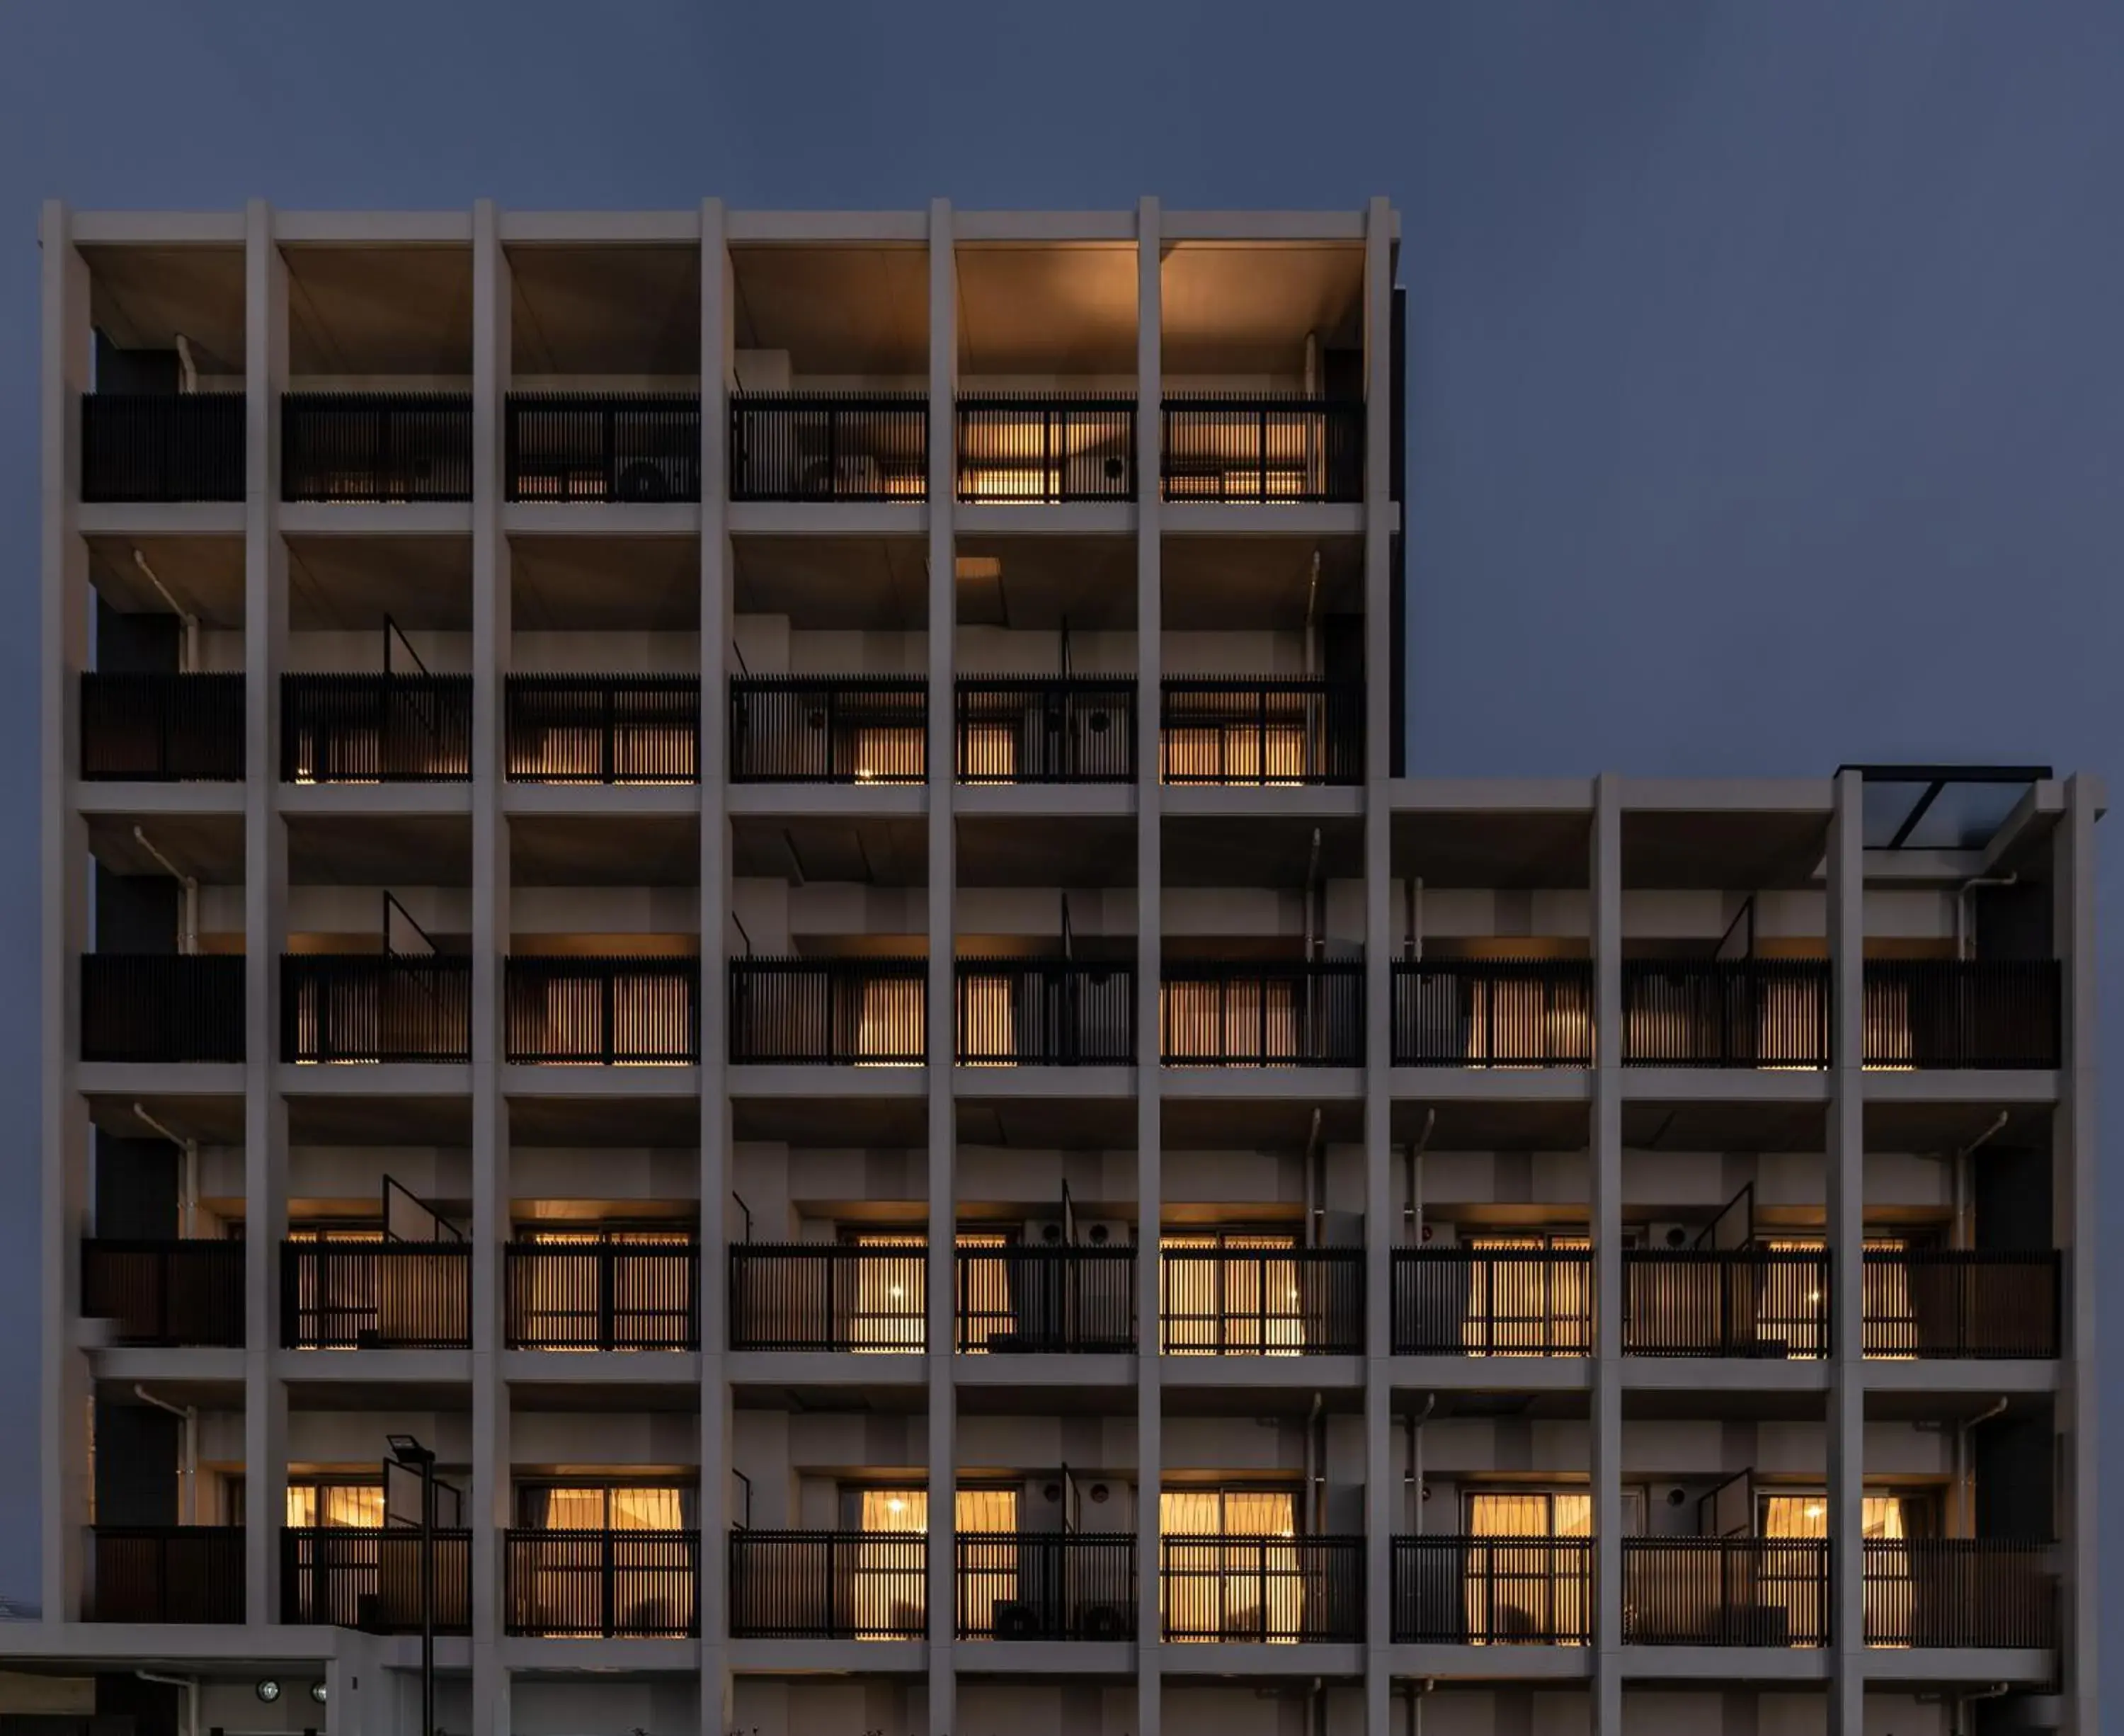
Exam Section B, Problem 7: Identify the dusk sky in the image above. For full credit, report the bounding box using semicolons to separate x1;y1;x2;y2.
2;0;2118;1693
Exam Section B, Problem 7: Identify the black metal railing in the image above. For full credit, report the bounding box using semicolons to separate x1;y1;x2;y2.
1622;1538;1829;1646
1623;1250;1829;1358
955;677;1136;783
957;396;1136;502
281;392;473;502
1863;1250;2060;1359
1160;1247;1364;1354
1863;1540;2055;1648
81;672;246;782
729;1529;927;1638
1863;959;2061;1069
280;1241;471;1348
505;675;700;783
282;954;472;1063
955;959;1135;1065
81;393;246;503
81;953;246;1063
1392;1536;1592;1643
81;1238;244;1347
956;1245;1136;1352
506;1529;700;1637
506;956;700;1064
1160;678;1363;785
506;1241;700;1350
1392;1247;1592;1357
729;956;927;1065
1160;961;1364;1066
506;392;702;503
957;1533;1138;1639
281;1526;472;1633
1160;396;1364;504
730;393;928;502
729;1244;927;1352
1622;959;1832;1067
1160;1536;1364;1642
90;1526;245;1623
729;675;927;782
281;673;473;782
1392;959;1594;1066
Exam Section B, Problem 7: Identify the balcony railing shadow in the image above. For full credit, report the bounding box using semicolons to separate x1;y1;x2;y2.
729;676;927;783
1621;959;1830;1068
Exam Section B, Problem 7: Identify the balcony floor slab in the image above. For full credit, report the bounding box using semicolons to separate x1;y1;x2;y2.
1380;1643;1593;1681
1860;1357;2059;1398
502;782;702;817
277;1063;471;1097
1619;1068;1830;1103
275;1348;472;1383
727;503;929;539
75;782;245;817
953;784;1136;819
278;782;472;816
725;784;927;819
1861;1647;2055;1685
76;503;246;540
1160;785;1364;821
954;1638;1136;1673
501;1065;702;1097
1158;1353;1364;1390
1153;1639;1364;1677
954;502;1134;539
952;1066;1135;1100
955;1353;1134;1388
1388;1068;1591;1102
730;1637;927;1674
501;1350;702;1386
728;1350;927;1388
1385;1355;1591;1392
1160;503;1366;540
78;1062;246;1097
1159;1068;1364;1101
1860;1069;2060;1107
498;1637;700;1674
728;1065;926;1099
280;501;473;539
1618;1645;1827;1681
1620;1357;1829;1394
504;503;702;539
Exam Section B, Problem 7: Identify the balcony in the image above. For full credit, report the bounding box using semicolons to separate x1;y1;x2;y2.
728;956;926;1065
506;675;701;784
1160;396;1363;503
1621;959;1831;1068
1160;678;1363;786
729;1243;925;1352
1392;1247;1591;1357
1863;1539;2055;1647
729;393;927;502
955;678;1136;784
281;392;473;502
1159;1535;1364;1641
506;393;702;503
1863;1250;2059;1359
1160;1245;1364;1355
1392;959;1594;1066
81;1238;244;1347
729;676;927;783
1623;1538;1827;1646
280;1240;471;1349
1391;1536;1591;1643
955;1245;1136;1352
729;1529;927;1639
1160;961;1364;1066
956;1534;1138;1639
956;396;1135;503
280;673;474;782
505;956;700;1065
505;1529;700;1637
1863;959;2061;1068
282;954;472;1063
956;959;1135;1066
88;1526;245;1623
280;1526;472;1632
506;1240;700;1350
1623;1250;1829;1359
80;392;245;503
80;672;246;782
81;954;246;1063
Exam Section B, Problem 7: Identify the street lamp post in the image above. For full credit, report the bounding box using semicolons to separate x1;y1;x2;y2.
387;1434;436;1736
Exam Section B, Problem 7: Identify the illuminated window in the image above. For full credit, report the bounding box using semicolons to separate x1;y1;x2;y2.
1459;1233;1591;1356
1160;1232;1306;1354
1159;1488;1302;1642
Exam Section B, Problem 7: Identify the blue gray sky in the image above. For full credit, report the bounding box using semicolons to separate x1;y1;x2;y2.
1;0;2118;1681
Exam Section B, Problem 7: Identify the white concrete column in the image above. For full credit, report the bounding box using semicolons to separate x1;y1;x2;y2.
1360;192;1395;1736
2052;772;2099;1736
1588;775;1623;1736
923;195;958;1736
468;197;512;1736
1132;192;1164;1736
242;196;292;1628
38;199;91;1623
1824;769;1865;1736
697;195;736;1736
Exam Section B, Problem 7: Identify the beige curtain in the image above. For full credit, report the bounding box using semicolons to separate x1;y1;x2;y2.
957;973;1017;1066
1463;1492;1590;1646
286;1484;386;1528
857;1488;1020;1638
1159;979;1301;1063
858;976;923;1065
849;1233;926;1352
952;1233;1012;1352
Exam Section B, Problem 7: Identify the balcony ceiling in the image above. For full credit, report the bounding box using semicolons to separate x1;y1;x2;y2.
731;244;928;377
1390;1098;1589;1151
1162;536;1362;632
956;534;1136;632
508;1094;700;1147
90;811;243;883
287;813;472;886
1623;1100;1826;1153
287;1093;472;1144
957;815;1132;889
1864;1100;2051;1154
510;533;699;632
1622;810;1828;890
1392;810;1592;891
1160;241;1364;377
89;534;245;627
285;244;473;377
731;1095;927;1146
734;816;925;887
957;1097;1136;1150
85;244;246;373
510;243;700;377
1163;813;1364;888
88;1092;244;1143
288;532;474;632
956;243;1136;376
733;533;927;631
1165;1099;1364;1149
513;813;700;887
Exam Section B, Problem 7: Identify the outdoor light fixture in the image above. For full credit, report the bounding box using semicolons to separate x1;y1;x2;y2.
254;1681;280;1704
387;1433;434;1466
310;1684;329;1706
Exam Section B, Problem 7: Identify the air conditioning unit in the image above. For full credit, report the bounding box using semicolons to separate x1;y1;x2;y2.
1021;1218;1129;1248
993;1599;1041;1640
1647;1222;1693;1251
1079;1601;1131;1641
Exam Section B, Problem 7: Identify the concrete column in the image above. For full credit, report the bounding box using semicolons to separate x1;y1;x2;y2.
1360;192;1395;1736
1588;775;1622;1736
242;197;292;1628
924;195;958;1736
698;195;736;1736
1824;769;1865;1736
1132;192;1164;1736
2052;772;2099;1736
468;198;512;1736
38;200;91;1623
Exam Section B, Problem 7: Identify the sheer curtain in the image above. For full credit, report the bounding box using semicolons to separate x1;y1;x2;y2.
285;1484;386;1528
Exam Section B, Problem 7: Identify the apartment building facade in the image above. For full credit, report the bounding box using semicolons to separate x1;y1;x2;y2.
22;197;2098;1736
